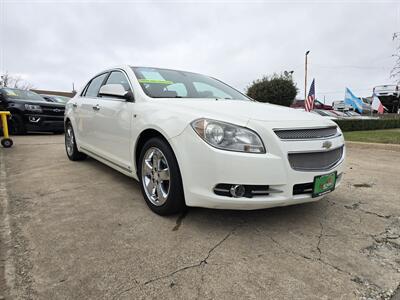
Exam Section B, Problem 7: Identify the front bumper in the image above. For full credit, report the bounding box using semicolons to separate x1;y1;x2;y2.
23;114;64;132
171;120;345;210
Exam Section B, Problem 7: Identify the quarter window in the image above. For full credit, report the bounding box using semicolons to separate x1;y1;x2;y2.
85;73;108;97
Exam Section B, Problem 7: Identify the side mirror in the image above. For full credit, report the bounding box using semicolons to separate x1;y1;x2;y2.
98;84;134;102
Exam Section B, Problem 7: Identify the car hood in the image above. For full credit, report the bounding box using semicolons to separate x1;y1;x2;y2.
8;98;65;108
154;99;333;125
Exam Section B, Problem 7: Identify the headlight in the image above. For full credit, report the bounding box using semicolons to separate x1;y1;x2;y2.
24;104;42;112
191;118;265;153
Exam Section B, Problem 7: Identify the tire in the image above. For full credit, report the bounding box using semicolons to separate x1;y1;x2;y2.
65;123;87;161
138;137;185;215
1;138;13;148
9;114;26;135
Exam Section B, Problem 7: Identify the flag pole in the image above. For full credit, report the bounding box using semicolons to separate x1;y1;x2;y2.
304;51;310;101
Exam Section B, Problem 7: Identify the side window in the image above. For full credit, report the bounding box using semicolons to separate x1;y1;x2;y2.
105;71;131;92
85;73;108;97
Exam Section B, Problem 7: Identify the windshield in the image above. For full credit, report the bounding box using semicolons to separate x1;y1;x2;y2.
132;67;250;100
314;109;329;116
1;88;46;102
43;94;70;103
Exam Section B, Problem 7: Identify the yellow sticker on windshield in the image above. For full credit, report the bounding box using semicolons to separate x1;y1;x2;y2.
138;79;174;84
4;89;17;96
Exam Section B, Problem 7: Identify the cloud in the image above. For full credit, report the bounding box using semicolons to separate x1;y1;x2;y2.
2;0;399;102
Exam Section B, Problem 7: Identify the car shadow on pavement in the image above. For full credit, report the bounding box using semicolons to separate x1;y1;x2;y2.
80;155;326;233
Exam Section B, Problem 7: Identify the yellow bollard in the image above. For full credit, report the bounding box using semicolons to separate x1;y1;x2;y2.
0;111;13;148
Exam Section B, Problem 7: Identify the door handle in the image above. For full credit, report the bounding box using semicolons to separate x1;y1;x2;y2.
92;104;100;111
72;103;77;108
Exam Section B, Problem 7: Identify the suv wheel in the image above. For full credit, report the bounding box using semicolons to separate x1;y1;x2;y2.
138;137;185;215
65;123;87;161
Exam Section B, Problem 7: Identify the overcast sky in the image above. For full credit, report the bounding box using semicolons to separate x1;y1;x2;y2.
1;0;399;103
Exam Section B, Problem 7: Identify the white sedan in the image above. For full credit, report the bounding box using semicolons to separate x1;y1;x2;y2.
64;66;345;215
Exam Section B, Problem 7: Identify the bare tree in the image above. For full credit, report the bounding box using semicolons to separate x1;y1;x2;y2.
391;32;400;84
0;71;35;90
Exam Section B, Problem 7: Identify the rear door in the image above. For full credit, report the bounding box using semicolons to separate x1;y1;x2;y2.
77;72;109;149
90;70;133;170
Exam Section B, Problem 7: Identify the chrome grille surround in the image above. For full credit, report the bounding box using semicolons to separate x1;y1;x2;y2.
274;126;338;140
288;146;344;171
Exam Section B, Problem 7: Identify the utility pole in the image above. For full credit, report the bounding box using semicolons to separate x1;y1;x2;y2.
304;50;310;100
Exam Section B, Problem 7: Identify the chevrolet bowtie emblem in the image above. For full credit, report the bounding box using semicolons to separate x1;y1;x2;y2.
322;141;332;149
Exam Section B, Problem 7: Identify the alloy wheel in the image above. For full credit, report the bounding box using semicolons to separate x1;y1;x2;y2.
65;126;75;156
141;147;171;206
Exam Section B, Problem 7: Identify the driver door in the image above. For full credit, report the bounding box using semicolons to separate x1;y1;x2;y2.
90;70;133;171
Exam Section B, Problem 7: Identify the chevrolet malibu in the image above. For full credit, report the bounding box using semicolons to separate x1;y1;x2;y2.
64;66;345;215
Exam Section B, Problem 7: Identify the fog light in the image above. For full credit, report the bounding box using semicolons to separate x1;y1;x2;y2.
29;116;40;123
230;184;245;198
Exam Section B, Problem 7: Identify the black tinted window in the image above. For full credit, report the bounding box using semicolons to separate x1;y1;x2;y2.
85;73;108;97
106;71;131;92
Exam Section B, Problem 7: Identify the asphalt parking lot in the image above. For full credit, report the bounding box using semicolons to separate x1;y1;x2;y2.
1;135;399;299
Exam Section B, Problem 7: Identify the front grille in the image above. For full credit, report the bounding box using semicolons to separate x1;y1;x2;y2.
288;146;344;171
274;126;338;140
40;106;65;116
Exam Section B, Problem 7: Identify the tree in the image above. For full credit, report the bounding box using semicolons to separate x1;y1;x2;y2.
0;71;34;90
391;32;400;84
246;73;298;107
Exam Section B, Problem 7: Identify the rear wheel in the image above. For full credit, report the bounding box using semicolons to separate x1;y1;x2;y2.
65;123;87;161
138;137;185;215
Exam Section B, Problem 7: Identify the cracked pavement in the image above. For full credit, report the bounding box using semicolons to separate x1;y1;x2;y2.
1;135;399;299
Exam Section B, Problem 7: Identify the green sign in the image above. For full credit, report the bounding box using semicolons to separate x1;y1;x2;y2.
312;172;337;197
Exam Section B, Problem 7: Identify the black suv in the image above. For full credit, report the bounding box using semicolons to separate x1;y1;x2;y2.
0;87;65;134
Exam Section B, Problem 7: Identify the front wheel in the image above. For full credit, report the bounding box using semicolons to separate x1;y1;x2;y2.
65;123;87;161
138;137;185;215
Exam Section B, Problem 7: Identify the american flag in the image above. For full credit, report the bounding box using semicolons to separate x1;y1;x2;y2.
305;79;315;112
